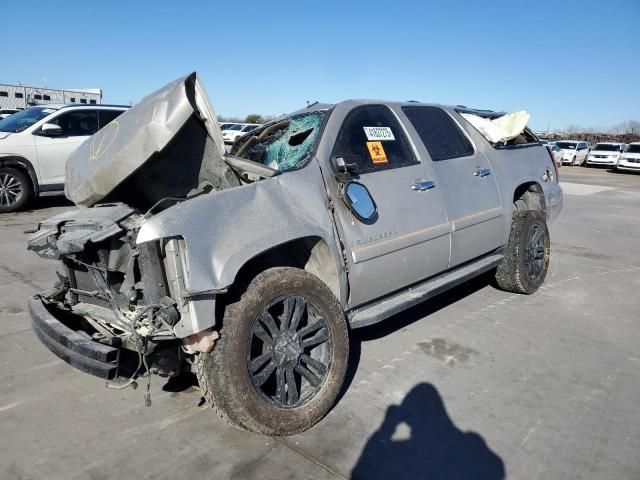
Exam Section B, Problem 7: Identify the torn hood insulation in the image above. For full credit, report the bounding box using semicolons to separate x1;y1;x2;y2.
461;110;530;143
65;72;236;208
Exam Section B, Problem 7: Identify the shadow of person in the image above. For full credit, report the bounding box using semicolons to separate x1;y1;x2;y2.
351;383;505;480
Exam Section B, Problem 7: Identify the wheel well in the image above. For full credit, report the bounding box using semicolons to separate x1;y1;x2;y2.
513;182;545;214
225;236;341;304
0;157;38;195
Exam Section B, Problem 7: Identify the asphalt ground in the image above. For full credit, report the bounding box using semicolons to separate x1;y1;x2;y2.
1;166;639;479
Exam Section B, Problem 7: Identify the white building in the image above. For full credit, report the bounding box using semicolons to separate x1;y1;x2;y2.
0;84;102;109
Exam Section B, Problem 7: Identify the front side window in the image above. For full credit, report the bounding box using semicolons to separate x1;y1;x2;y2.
0;106;56;133
49;110;99;136
331;105;417;174
231;111;326;172
403;106;474;161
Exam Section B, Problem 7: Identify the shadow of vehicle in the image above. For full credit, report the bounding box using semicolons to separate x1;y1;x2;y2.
337;271;494;404
351;383;505;480
30;195;74;210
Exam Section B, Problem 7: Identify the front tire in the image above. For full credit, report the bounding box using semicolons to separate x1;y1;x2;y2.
0;167;32;213
495;210;550;294
196;267;349;435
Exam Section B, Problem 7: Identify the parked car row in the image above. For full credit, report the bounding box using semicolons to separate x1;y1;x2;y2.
0;108;21;119
541;139;638;173
220;122;261;144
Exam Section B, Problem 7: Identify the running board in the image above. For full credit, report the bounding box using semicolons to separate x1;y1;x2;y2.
347;253;504;329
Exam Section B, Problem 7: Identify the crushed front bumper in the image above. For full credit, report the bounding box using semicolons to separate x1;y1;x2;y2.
29;296;121;379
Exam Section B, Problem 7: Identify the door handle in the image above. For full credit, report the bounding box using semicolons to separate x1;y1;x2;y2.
474;167;492;177
411;180;436;191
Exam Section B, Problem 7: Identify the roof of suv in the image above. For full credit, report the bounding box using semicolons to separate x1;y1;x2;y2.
29;103;129;110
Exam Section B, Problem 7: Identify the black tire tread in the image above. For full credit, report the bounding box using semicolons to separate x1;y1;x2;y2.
495;210;549;295
195;267;348;435
0;167;32;213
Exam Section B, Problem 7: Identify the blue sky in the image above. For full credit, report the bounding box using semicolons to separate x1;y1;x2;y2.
4;0;639;131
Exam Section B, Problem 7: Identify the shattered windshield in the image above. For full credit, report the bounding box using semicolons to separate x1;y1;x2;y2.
232;111;326;172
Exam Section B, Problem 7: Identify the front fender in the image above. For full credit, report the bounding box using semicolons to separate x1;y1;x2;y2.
136;165;344;300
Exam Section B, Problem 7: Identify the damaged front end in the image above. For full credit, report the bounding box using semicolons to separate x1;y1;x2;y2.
27;204;218;383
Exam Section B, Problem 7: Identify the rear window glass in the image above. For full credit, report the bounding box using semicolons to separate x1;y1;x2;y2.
331;105;417;173
98;109;124;129
403;106;474;161
556;142;577;150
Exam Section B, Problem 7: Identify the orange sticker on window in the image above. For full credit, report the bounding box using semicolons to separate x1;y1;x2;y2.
366;141;388;164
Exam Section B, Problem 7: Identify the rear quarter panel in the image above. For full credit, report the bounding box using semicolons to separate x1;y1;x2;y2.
452;110;563;244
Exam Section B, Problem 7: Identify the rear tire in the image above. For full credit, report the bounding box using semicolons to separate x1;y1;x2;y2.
196;267;349;435
495;210;550;294
0;167;32;213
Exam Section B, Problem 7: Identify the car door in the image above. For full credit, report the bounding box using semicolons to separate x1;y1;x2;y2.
326;104;451;308
33;109;99;185
401;106;504;267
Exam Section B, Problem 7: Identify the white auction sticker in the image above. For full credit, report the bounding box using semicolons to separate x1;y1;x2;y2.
363;126;395;141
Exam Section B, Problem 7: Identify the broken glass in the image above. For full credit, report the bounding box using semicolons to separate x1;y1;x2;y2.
234;111;326;172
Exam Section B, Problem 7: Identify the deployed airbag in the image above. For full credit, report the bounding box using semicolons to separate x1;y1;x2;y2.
461;110;530;143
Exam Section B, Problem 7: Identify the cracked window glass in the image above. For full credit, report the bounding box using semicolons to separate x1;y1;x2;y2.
232;111;326;172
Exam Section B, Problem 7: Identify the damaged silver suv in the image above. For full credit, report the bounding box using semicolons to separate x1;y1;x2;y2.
27;73;562;435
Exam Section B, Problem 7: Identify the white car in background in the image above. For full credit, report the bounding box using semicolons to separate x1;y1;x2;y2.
556;140;590;166
0;104;127;212
546;144;563;168
586;142;626;168
617;143;640;173
0;109;20;119
221;123;260;144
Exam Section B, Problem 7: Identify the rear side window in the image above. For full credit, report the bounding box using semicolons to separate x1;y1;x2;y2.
50;110;99;136
402;106;473;161
98;109;124;129
332;105;417;174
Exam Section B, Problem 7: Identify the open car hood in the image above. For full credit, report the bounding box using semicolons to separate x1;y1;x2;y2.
66;72;237;208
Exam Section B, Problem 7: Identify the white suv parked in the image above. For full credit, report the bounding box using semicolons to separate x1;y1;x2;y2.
0;104;127;212
556;140;590;166
586;142;626;167
617;143;640;173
